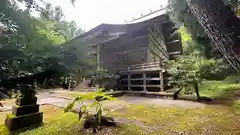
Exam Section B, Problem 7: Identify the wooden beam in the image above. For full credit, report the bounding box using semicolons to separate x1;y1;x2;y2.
121;77;160;81
122;84;161;87
110;47;147;55
166;40;180;45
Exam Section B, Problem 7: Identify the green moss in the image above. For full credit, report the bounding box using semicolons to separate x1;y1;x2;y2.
1;102;240;135
108;104;240;135
14;105;20;108
224;73;240;83
14;104;37;109
18;113;78;135
6;112;43;120
111;124;146;135
199;81;240;98
1;105;76;135
6;113;16;119
0;125;10;135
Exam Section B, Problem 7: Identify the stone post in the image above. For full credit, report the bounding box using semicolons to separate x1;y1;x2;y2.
5;83;43;131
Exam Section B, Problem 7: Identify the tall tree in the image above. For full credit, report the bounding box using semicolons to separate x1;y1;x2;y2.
185;0;240;72
54;20;83;40
40;3;65;22
0;0;89;80
39;3;83;41
168;0;240;59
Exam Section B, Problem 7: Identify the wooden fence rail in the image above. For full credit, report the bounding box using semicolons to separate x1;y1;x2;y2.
116;62;164;72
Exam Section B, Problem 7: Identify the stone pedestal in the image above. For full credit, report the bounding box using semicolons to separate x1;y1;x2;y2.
5;112;43;131
12;104;40;116
5;84;43;131
16;97;37;106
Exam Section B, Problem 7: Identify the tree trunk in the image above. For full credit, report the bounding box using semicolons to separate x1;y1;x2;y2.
186;0;240;72
193;80;201;101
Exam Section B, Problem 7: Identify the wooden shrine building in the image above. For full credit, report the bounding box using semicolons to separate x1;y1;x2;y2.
72;13;182;92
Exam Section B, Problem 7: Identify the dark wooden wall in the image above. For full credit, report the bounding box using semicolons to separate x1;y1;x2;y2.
99;19;182;72
100;28;149;72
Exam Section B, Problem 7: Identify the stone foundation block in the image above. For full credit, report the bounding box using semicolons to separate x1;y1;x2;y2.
5;112;43;131
12;104;39;116
16;97;37;106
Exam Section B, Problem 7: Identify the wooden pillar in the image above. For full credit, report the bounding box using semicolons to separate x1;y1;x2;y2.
128;73;131;91
159;70;164;92
143;71;147;92
128;68;131;91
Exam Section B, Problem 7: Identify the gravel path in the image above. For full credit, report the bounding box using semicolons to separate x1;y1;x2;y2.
1;91;206;112
117;96;206;108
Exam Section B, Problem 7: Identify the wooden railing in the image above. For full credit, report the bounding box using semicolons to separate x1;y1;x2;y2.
116;62;164;72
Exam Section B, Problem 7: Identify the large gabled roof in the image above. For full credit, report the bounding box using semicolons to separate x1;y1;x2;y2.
62;13;171;48
74;13;170;39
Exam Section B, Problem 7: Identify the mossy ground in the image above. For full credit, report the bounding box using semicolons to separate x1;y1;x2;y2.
0;103;239;135
199;81;240;99
178;80;240;104
0;80;239;135
0;105;66;135
51;91;92;98
109;104;240;135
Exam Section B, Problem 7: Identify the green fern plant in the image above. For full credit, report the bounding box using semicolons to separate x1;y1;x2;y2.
64;90;116;124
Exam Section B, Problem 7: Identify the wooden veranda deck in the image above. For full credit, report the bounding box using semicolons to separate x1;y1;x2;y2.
116;62;166;92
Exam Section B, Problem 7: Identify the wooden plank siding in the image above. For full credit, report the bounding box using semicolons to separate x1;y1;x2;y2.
83;14;182;92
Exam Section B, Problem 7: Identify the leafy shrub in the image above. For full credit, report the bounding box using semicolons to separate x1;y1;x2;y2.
166;51;222;100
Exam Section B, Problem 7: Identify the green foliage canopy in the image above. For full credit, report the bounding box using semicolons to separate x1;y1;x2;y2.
0;0;93;84
166;27;226;89
168;0;221;59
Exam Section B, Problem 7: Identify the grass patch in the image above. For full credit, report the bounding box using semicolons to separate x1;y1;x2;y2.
174;80;240;102
0;111;10;125
18;113;78;135
0;105;66;135
1;103;240;135
40;105;66;123
0;104;148;135
108;104;240;135
199;81;240;99
0;125;10;135
20;113;146;135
